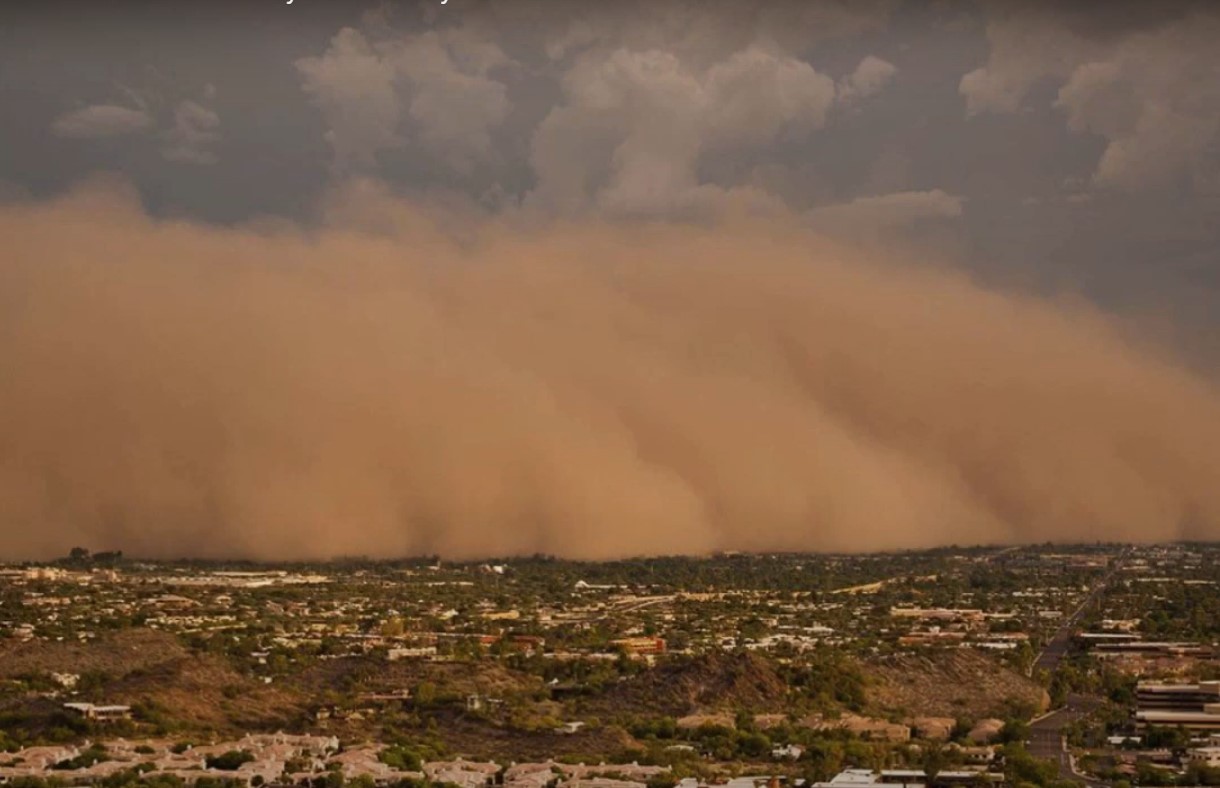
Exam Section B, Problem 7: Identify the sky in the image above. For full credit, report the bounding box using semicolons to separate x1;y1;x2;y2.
1;0;1219;560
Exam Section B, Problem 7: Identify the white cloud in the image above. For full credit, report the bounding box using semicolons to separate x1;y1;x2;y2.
162;100;221;165
297;28;402;171
296;26;510;174
705;48;837;147
529;45;838;217
962;6;1220;191
51;88;221;166
51;105;152;139
959;10;1087;116
837;55;898;101
1055;16;1220;190
285;2;901;216
531;48;705;216
396;31;510;174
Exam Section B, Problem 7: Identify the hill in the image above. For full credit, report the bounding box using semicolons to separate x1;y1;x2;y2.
107;653;306;731
292;656;542;700
596;651;789;716
865;649;1049;720
0;630;186;679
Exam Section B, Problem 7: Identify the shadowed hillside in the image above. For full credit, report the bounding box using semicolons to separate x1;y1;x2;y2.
597;652;790;716
0;630;186;678
866;649;1050;719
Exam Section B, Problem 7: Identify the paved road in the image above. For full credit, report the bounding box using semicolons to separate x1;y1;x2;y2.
1032;554;1125;676
1028;694;1107;787
1024;553;1127;786
1032;585;1104;675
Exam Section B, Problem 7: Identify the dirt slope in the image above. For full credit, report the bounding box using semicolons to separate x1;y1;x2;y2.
0;630;186;678
107;653;306;731
292;656;543;699
866;650;1049;720
598;652;789;716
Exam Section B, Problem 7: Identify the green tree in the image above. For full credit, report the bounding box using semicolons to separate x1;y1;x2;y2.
998;719;1030;744
415;681;437;708
922;742;947;786
379;746;423;772
206;751;255;771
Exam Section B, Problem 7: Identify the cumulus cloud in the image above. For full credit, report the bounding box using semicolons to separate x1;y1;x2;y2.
959;8;1086;116
50;86;220;164
1;179;1219;561
962;3;1220;191
297;26;509;174
705;48;838;146
297;28;402;171
398;31;511;173
837;55;898;101
50;104;152;139
1054;15;1220;191
290;1;899;213
162;98;221;165
528;45;835;216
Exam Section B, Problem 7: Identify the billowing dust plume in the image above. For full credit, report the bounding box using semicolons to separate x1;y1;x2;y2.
2;179;1219;560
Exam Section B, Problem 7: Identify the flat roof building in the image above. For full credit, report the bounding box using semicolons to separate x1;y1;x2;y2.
810;770;1003;788
1135;682;1220;730
62;703;132;722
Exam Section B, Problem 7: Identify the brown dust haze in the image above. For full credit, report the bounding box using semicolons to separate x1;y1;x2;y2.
2;179;1220;560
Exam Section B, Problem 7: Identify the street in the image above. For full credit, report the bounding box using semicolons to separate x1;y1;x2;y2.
1025;554;1126;785
1031;553;1125;676
1028;695;1108;787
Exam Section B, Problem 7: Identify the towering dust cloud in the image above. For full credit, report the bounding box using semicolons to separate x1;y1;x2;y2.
2;180;1219;560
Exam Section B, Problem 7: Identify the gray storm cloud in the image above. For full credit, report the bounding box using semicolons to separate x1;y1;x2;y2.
2;178;1220;561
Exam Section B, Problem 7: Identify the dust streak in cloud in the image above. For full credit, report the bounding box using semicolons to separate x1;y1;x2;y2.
2;179;1219;560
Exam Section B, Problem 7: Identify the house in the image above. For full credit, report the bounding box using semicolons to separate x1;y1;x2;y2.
810;769;1004;788
1189;747;1220;768
466;694;505;712
63;702;132;721
425;759;500;788
560;779;644;788
945;745;996;765
504;762;560;788
562;763;668;782
610;637;666;656
329;746;399;782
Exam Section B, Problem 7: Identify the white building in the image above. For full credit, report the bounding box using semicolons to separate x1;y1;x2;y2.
63;702;132;721
1189;747;1220;768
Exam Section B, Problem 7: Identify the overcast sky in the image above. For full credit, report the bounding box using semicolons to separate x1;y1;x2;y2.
3;0;1218;342
4;0;1215;326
